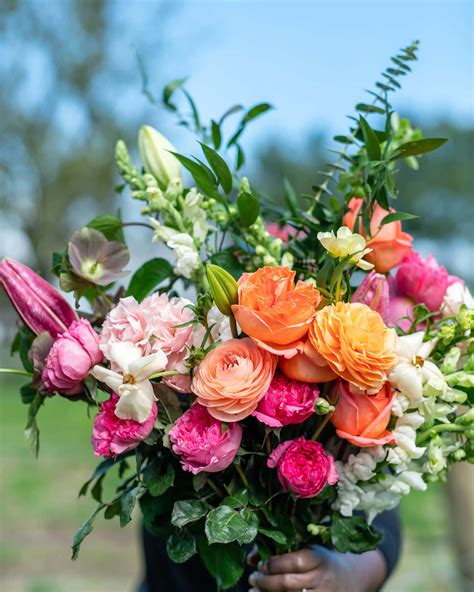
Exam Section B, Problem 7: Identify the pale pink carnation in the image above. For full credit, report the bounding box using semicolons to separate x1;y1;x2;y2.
169;403;242;474
268;437;338;499
42;318;103;395
100;296;152;358
253;374;319;428
92;394;157;458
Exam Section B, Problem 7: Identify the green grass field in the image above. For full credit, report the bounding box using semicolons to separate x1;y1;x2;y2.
0;376;460;591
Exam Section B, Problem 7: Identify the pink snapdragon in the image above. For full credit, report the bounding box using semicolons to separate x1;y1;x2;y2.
169;403;242;474
268;437;338;498
42;318;103;395
253;374;319;427
92;394;157;458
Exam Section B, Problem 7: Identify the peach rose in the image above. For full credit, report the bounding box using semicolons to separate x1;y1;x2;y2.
330;380;396;447
309;302;397;392
343;197;413;273
191;338;277;422
279;337;337;383
231;266;320;357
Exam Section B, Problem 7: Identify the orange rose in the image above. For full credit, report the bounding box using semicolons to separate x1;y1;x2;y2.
232;266;320;357
309;302;397;392
343;197;413;273
191;338;277;422
330;380;396;447
279;337;337;383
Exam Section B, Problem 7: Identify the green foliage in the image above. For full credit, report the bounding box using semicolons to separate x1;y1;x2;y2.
237;192;260;227
330;514;382;554
86;214;125;242
205;505;257;545
125;258;173;301
171;499;210;528
197;538;246;590
167;529;197;563
142;459;175;497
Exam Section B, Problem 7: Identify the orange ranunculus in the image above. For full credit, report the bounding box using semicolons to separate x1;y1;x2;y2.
231;266;320;357
343;197;413;273
330;380;396;447
279;337;337;383
309;302;397;392
191;338;277;422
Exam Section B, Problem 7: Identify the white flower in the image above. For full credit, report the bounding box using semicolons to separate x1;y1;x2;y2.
149;218;179;243
388;332;441;404
207;305;233;342
317;226;373;270
443;281;474;316
149;219;200;279
386;412;426;470
183;189;209;244
92;342;167;423
138;125;182;191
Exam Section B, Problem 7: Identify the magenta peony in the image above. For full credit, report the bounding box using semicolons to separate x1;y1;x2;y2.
42;318;103;395
351;271;390;322
268;437;338;498
92;394;157;458
169;403;242;474
253;374;319;428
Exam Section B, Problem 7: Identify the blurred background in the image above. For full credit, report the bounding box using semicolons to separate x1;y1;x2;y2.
0;0;473;590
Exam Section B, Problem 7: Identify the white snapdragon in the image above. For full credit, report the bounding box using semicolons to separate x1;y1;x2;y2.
443;281;474;316
385;412;426;470
182;188;210;245
149;218;200;279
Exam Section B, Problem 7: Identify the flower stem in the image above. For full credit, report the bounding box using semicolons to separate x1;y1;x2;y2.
311;411;334;441
229;315;238;339
418;423;465;445
0;368;34;377
149;370;181;380
235;463;249;488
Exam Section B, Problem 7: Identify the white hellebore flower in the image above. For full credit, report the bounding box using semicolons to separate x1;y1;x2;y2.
388;332;442;404
138;125;182;191
317;226;374;271
92;342;167;423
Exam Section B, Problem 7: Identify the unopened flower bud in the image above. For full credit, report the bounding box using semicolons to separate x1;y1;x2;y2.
138;125;182;191
206;264;238;316
452;449;466;462
314;398;333;415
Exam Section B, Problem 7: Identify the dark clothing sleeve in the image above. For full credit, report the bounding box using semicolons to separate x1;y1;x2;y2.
139;507;402;592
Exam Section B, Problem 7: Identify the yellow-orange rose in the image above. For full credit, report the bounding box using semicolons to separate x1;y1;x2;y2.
309;302;397;392
191;338;277;422
232;266;320;358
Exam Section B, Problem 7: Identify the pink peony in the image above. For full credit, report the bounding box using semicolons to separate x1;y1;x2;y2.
351;271;390;322
42;318;103;395
92;394;157;458
268;437;338;498
169;403;242;474
253;374;319;428
395;251;459;312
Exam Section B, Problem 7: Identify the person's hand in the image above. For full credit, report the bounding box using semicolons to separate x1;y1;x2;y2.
248;545;387;592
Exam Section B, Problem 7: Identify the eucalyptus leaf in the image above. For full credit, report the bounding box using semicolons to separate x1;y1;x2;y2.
359;116;381;161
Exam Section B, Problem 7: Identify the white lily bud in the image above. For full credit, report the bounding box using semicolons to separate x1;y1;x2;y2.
138;125;182;190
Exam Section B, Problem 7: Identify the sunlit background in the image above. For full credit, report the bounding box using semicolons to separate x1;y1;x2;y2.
1;1;473;591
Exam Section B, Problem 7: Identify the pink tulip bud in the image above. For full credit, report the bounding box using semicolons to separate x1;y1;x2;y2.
0;257;77;338
351;270;390;322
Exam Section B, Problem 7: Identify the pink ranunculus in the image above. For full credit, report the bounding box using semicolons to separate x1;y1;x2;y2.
169;403;242;475
92;394;157;458
351;271;390;322
268;437;338;499
42;318;103;395
396;251;454;312
253;374;319;428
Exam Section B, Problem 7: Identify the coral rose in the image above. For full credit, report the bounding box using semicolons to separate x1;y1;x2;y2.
268;437;338;498
343;197;413;273
42;318;103;395
330;380;396;447
232;266;320;357
169;403;242;474
191;338;277;422
253;374;319;427
278;337;337;383
92;393;157;459
309;302;397;392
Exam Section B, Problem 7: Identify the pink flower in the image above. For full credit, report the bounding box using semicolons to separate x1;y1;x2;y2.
351;271;390;322
268;437;338;498
42;318;103;395
396;251;457;312
266;223;298;242
169;403;242;474
253;374;319;428
92;394;157;458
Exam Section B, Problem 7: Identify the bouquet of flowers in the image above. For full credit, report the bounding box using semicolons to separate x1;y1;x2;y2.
1;41;473;590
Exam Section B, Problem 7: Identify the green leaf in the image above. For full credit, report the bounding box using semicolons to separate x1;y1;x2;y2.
205;506;253;545
91;474;105;503
15;325;35;373
390;138;448;160
87;214;124;242
211;120;221;149
120;486;140;527
283;178;299;215
79;457;119;497
163;77;188;111
380;212;418;226
237;507;258;545
237;192;260;227
218;104;244;125
197;538;245;589
71;506;103;560
104;499;121;520
330;514;382;554
125;258;173;302
183;88;202;131
140;490;175;538
171;499;210;528
359;116;381;161
242;103;273;124
258;527;288;545
24;392;44;457
169;152;223;202
222;489;248;509
20;382;37;405
167;529;197;563
356;103;385;114
199;143;233;194
143;461;175;497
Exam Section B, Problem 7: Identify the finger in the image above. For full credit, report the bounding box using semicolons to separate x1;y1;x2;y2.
249;569;318;591
247;545;260;567
259;548;323;575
